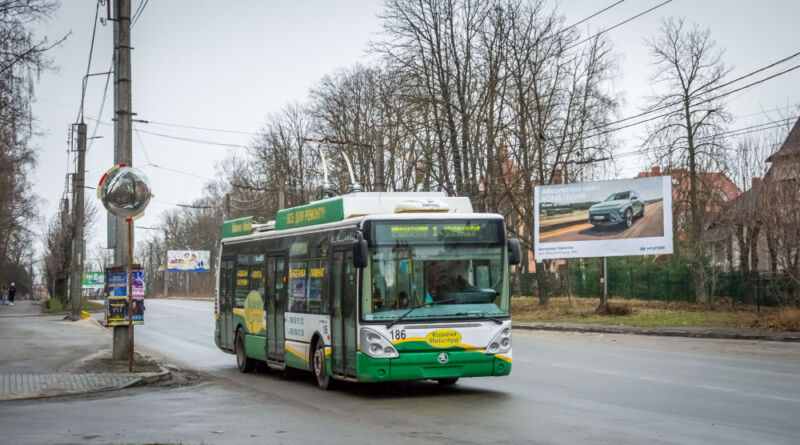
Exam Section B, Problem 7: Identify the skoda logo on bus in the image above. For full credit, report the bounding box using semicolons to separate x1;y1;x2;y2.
438;352;449;364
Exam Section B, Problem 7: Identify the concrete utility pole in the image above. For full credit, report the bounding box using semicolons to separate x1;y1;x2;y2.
69;123;87;320
112;0;133;360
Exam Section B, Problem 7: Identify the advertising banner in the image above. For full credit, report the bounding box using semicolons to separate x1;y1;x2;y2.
104;266;145;326
167;250;211;272
534;176;673;259
82;271;104;289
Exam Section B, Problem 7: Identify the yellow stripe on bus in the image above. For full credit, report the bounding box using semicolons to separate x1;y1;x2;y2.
285;343;308;361
495;354;512;363
391;337;481;351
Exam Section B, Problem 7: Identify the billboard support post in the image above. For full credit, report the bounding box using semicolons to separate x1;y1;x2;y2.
603;257;608;304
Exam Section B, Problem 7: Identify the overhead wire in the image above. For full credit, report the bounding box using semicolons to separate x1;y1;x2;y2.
564;0;626;31
565;0;672;51
76;0;101;124
612;116;797;159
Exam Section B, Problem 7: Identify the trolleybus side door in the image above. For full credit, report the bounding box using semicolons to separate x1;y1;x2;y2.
219;257;235;350
266;254;287;364
331;249;357;377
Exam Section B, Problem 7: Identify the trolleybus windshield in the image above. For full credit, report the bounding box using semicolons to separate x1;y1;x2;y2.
363;220;509;323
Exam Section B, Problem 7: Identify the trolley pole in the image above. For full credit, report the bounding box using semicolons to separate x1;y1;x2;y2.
112;0;133;360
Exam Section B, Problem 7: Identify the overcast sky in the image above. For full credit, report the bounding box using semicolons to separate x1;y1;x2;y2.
30;0;800;265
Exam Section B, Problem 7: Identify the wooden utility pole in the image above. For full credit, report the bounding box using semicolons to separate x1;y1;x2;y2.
69;123;87;320
112;0;133;360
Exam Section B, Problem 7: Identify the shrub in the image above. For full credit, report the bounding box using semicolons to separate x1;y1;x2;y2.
43;298;63;313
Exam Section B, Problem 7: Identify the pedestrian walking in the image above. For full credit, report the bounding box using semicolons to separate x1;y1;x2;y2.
1;285;8;306
8;282;16;305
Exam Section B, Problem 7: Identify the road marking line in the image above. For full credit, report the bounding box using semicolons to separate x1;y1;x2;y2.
638;376;673;384
765;395;800;403
699;384;738;393
592;369;624;376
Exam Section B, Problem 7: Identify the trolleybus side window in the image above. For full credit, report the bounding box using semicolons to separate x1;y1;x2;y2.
251;253;265;294
288;233;330;314
235;254;251;308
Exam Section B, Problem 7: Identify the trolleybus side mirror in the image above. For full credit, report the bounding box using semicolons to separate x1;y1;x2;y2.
353;233;368;269
507;238;521;265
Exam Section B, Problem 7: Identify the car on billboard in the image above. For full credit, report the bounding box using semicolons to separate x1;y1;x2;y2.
588;190;643;228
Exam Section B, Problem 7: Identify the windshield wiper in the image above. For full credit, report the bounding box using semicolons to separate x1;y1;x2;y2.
452;312;504;325
386;298;457;329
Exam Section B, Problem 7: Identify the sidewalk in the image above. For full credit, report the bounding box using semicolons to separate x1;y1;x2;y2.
513;321;800;342
0;300;169;401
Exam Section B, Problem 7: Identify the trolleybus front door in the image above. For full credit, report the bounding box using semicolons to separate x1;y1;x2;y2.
331;250;357;377
266;255;287;364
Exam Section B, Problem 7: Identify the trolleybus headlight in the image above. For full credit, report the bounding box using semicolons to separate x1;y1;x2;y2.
485;326;512;355
360;328;399;359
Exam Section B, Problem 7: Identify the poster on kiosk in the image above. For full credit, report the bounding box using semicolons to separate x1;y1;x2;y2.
534;176;674;260
104;265;145;326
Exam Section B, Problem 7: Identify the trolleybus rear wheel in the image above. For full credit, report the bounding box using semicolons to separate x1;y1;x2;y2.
235;328;255;373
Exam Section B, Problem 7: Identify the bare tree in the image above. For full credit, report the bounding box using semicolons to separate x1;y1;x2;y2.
642;17;732;304
0;0;61;288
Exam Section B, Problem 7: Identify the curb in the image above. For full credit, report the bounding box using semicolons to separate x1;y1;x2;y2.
512;322;800;342
120;365;173;388
0;365;172;402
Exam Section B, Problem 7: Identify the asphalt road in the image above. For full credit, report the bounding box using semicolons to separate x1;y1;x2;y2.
2;299;800;444
541;201;665;242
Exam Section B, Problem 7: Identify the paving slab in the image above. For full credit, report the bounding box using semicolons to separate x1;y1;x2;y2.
0;305;169;401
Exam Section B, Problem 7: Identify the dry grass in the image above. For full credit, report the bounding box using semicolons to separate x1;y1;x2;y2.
511;297;800;331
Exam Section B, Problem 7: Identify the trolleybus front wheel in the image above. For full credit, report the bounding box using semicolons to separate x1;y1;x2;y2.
313;341;333;390
235;328;255;373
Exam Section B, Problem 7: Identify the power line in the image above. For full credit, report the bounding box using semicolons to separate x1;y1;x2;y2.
592;52;800;136
131;0;150;26
146;119;258;136
578;63;800;143
88;62;113;152
564;0;626;31
86;57;800;156
613;116;797;159
76;0;101;124
565;0;672;51
691;50;800;97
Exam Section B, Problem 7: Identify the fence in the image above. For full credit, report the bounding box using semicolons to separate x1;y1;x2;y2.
515;261;796;307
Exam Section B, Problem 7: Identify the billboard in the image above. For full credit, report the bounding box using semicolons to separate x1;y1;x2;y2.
82;271;104;289
534;176;673;259
167;250;211;272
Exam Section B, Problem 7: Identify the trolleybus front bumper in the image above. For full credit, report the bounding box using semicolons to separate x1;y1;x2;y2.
355;350;511;382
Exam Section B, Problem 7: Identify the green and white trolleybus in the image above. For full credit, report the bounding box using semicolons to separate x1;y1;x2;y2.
215;192;521;389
